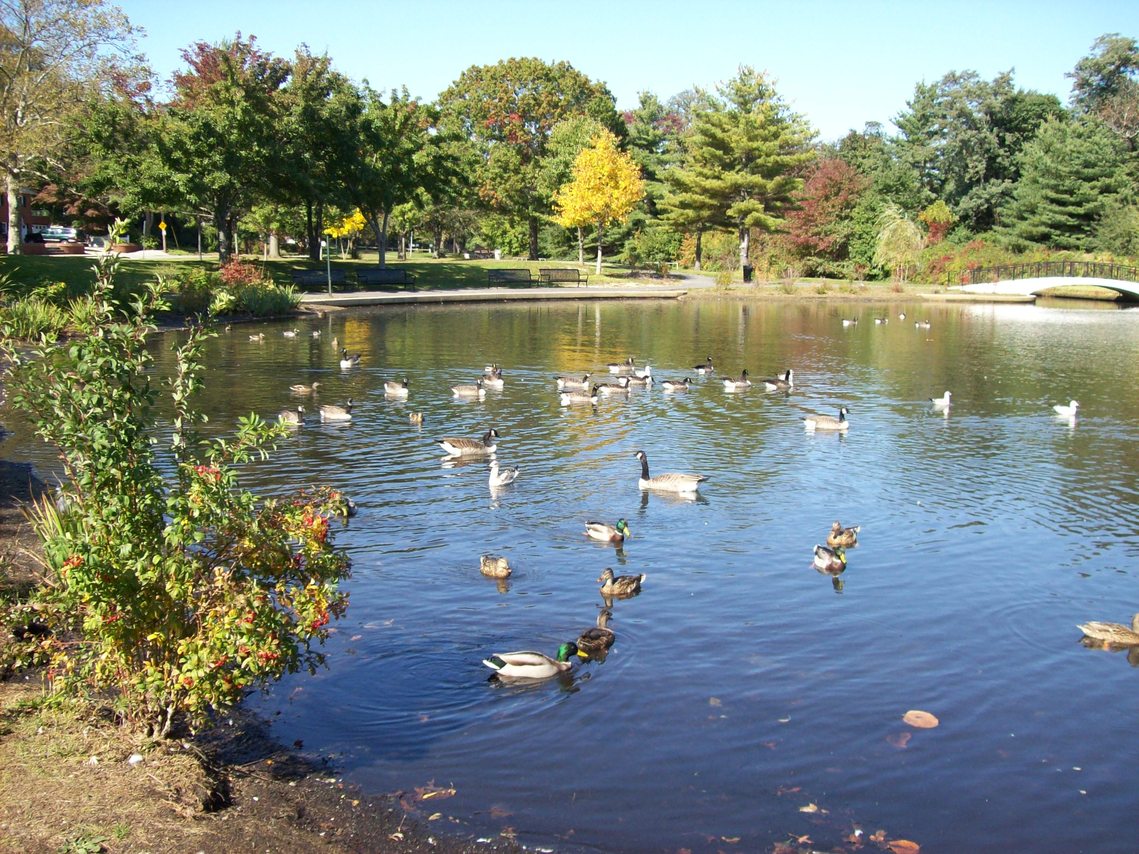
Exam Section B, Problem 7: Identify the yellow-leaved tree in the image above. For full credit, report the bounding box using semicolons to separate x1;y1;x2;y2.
324;209;368;258
553;131;645;275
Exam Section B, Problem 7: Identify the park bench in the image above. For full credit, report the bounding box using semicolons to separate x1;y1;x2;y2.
357;266;417;288
539;268;589;286
486;268;535;286
291;269;349;289
465;248;494;259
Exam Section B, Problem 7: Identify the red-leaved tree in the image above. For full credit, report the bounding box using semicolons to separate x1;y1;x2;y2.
784;158;868;277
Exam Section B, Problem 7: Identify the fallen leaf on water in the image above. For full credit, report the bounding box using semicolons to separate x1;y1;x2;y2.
888;840;921;854
794;833;812;844
415;781;457;800
709;697;722;707
887;732;912;749
721;836;740;844
427;812;442;821
799;802;824;814
902;709;939;729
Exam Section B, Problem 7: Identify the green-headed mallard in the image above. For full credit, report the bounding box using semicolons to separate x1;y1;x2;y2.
479;554;511;579
827;521;860;548
488;459;520;488
384;378;409;397
813;544;846;573
804;406;849;432
597;567;645;597
1078;614;1139;645
1053;400;1079;418
278;406;304;426
585;519;630;543
635;449;707;495
319;398;353;422
482;642;579;679
437;428;498;457
289;381;321;394
723;369;751;391
576;608;615;657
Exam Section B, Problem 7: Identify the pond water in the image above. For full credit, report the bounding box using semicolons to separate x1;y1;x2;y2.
5;297;1139;852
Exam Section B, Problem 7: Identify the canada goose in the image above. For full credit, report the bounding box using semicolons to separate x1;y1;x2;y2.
311;330;322;338
452;378;486;399
585;519;630;543
282;328;300;338
437;428;499;457
874;317;888;325
804;406;850;432
479;554;511;579
482;368;504;390
1077;614;1139;645
482;643;580;679
634;449;707;494
762;369;794;391
929;391;952;410
915;320;931;329
625;369;653;387
409;412;424;425
289;381;321;394
607;356;636;374
384;378;410;397
488;459;520;488
813;544;847;573
827;521;861;548
693;356;714;374
560;385;600;406
483;362;500;374
596;377;631;395
339;348;361;368
723;369;752;391
597;567;646;597
576;608;616;658
319;398;353;422
661;378;691;392
278;406;304;425
1053;400;1079;418
556;373;592;391
841;318;857;327
898;312;907;321
248;333;265;341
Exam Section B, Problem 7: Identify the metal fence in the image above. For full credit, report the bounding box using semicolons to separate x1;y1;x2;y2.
951;261;1139;286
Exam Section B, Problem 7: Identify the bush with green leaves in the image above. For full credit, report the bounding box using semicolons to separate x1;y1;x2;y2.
0;225;350;737
234;280;300;316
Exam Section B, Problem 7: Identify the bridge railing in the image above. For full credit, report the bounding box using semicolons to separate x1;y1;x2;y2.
949;261;1139;286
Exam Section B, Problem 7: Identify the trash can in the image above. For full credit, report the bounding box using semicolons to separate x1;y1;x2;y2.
494;249;502;260
742;264;754;283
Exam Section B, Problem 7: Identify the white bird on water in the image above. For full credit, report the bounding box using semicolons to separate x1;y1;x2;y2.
929;391;952;410
1053;400;1079;419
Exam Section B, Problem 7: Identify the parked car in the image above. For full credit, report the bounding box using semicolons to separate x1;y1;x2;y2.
39;225;85;243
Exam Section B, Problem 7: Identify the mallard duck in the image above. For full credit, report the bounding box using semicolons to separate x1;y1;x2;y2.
479;554;511;579
488;459;520;487
607;356;636;374
339;348;361;368
289;381;321;394
930;391;952;410
556;373;592;391
827;521;860;548
723;369;751;391
635;449;707;494
597;567;646;597
384;378;410;397
409;412;424;425
331;336;340;349
452;378;486;399
282;327;300;338
483;642;579;679
560;386;599;406
576;608;615;657
804;406;850;432
481;368;504;390
278;406;304;426
319;399;353;422
1053;400;1079;418
661;377;691;392
248;333;265;341
813;544;846;572
693;356;714;374
585;519;631;543
1077;614;1139;645
437;428;499;457
762;369;794;391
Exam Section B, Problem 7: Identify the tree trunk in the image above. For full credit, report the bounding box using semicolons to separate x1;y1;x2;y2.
694;229;703;271
577;226;584;265
595;221;604;275
267;232;280;258
305;201;317;260
433;225;444;258
379;209;390;267
398;231;406;260
215;208;231;263
738;225;749;274
528;215;539;260
5;174;22;256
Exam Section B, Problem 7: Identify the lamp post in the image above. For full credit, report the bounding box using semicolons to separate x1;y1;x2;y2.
321;239;331;295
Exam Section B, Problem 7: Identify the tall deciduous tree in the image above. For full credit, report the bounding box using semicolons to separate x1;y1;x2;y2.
552;130;644;274
784;158;867;277
1068;33;1139;149
438;57;621;259
999;116;1128;250
0;0;140;253
662;67;814;274
538;115;607;262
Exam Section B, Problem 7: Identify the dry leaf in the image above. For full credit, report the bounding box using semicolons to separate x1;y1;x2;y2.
888;840;921;854
414;781;457;800
427;812;442;821
870;830;887;842
388;832;404;842
794;834;812;844
709;697;722;707
902;709;939;729
887;732;912;749
799;802;821;813
721;836;740;844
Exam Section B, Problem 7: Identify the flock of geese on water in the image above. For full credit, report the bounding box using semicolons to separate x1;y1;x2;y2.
253;318;1117;676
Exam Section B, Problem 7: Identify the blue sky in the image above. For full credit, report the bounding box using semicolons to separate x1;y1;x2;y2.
118;0;1139;141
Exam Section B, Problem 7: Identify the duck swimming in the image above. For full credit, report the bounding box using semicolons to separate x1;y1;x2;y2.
597;567;646;597
585;519;631;543
482;642;580;679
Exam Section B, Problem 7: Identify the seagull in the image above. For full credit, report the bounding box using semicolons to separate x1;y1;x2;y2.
1053;400;1079;418
488;459;520;488
929;391;952;410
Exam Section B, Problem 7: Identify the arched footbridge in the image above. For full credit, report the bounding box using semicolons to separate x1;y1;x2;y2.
948;261;1139;301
